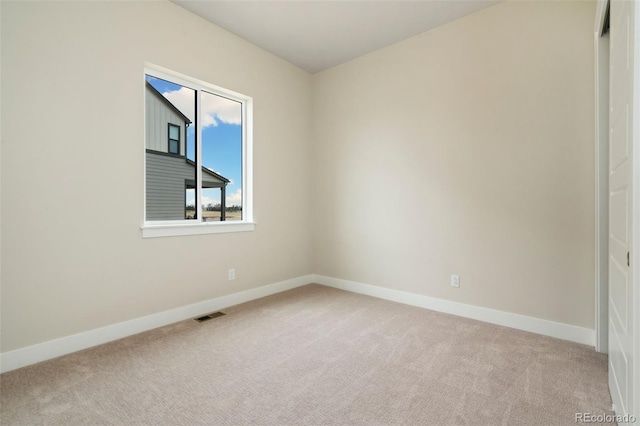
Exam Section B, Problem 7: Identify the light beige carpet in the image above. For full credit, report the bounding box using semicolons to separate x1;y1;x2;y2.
0;284;612;425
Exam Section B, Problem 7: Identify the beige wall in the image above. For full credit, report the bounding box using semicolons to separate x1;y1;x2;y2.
311;1;596;328
0;1;312;352
1;0;597;355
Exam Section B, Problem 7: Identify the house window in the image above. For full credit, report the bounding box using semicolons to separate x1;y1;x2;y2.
168;123;180;154
142;64;254;238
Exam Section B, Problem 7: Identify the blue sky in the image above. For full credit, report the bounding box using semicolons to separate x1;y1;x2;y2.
146;76;243;208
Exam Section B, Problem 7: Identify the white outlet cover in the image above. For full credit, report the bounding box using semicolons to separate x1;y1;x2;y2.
450;275;460;288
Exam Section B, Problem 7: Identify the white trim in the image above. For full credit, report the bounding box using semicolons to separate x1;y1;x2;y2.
144;63;250;102
0;274;600;373
243;97;254;223
594;0;610;353
141;220;256;238
632;0;640;418
142;63;254;236
195;80;203;221
0;275;312;373
312;274;596;346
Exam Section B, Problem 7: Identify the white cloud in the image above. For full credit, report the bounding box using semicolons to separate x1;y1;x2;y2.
201;196;220;207
162;88;241;128
186;189;195;206
226;189;242;207
202;92;241;127
185;194;220;207
185;189;241;207
162;87;195;124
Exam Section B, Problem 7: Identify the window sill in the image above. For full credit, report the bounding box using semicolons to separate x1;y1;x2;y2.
141;221;256;238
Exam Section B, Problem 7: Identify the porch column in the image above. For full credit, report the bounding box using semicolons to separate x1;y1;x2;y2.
221;186;226;221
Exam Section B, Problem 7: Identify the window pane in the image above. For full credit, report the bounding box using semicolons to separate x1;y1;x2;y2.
169;139;179;154
145;75;196;221
168;124;180;141
201;90;243;222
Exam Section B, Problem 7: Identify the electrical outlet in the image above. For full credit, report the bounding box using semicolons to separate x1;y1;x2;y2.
450;275;460;288
228;268;235;281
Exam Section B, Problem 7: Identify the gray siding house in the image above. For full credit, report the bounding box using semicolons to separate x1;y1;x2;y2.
145;82;229;221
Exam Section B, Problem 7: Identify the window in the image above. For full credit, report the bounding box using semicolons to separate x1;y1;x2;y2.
142;64;254;238
168;123;180;154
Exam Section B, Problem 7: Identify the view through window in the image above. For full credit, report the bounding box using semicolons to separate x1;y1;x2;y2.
144;71;244;223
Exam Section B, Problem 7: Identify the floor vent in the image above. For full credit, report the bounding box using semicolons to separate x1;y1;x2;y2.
194;312;226;323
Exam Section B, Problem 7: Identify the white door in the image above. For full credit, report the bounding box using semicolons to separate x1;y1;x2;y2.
608;0;635;417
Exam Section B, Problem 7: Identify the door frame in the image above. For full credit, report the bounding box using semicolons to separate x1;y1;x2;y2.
594;0;609;354
633;1;640;418
594;0;640;417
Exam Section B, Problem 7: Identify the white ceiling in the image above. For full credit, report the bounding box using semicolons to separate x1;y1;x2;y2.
172;1;501;74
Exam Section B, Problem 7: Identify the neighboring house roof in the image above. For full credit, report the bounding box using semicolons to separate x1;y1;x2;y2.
186;158;230;184
146;81;192;125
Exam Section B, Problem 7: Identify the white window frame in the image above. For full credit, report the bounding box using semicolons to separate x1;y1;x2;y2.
141;63;254;238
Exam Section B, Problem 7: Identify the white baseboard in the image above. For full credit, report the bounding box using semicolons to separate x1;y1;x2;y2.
0;275;313;373
312;274;596;347
1;273;596;373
